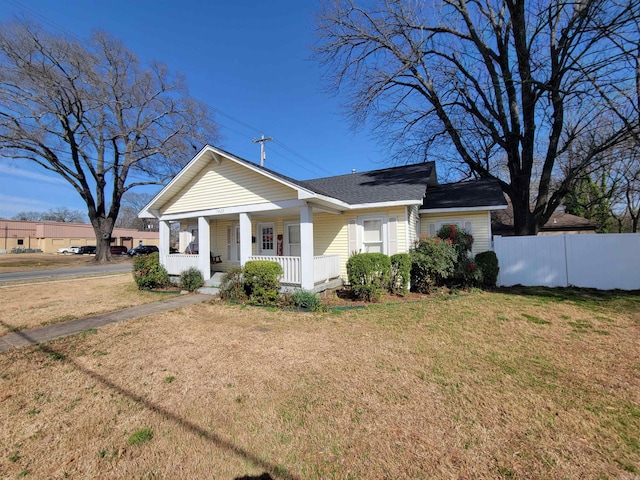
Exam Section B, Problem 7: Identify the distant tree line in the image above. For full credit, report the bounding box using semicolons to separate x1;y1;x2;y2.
12;207;87;223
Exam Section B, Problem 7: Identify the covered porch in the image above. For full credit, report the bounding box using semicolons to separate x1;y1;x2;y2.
157;203;342;291
164;253;341;289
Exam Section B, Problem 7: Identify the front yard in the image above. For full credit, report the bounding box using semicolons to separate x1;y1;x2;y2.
1;287;638;478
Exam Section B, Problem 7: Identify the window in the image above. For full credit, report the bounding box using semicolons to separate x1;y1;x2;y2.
362;219;383;253
355;214;388;254
284;222;300;256
428;220;473;237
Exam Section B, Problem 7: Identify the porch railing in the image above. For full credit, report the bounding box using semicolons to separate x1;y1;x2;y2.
313;255;341;284
164;254;199;276
249;255;341;286
163;253;341;286
250;255;300;284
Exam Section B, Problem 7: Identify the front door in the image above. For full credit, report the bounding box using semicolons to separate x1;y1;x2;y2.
257;223;276;256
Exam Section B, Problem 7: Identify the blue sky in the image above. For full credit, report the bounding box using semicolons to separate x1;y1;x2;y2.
0;0;389;219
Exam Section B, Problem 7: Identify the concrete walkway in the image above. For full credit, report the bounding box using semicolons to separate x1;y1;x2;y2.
0;294;210;353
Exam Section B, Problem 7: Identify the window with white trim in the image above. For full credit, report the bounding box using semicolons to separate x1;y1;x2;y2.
428;220;473;237
284;222;301;256
355;214;389;254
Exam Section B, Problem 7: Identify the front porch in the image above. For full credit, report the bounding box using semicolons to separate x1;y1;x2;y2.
164;253;342;291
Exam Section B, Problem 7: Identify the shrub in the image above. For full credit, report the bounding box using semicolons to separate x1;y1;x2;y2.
219;265;246;301
347;252;391;301
243;260;283;305
459;256;484;286
436;224;474;257
436;224;475;286
389;253;411;296
475;250;499;288
290;290;321;311
179;267;204;292
409;236;457;293
132;252;169;290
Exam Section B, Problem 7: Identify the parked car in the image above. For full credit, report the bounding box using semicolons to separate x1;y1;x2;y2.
110;245;128;255
57;246;81;254
127;245;159;256
77;245;96;255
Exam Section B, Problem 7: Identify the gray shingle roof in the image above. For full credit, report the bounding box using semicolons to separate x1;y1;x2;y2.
300;162;435;204
421;178;507;209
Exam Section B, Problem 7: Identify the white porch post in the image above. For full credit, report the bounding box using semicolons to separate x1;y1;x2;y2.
239;212;252;266
197;216;211;280
300;204;314;290
159;220;170;258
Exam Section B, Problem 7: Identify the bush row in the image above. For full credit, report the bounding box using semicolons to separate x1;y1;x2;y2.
346;225;499;300
219;260;326;311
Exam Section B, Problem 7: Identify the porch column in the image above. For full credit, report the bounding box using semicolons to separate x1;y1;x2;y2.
300;204;314;290
239;212;252;266
198;216;211;280
159;220;170;258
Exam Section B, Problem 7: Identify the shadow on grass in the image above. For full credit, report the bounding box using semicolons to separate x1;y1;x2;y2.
498;285;640;307
0;320;300;480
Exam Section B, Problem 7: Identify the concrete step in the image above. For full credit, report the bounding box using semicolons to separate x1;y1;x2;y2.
198;286;220;296
205;271;226;287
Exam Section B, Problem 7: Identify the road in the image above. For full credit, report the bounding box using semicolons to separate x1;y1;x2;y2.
0;263;132;284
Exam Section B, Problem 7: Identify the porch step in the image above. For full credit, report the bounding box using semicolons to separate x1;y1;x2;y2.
205;271;226;288
198;286;220;296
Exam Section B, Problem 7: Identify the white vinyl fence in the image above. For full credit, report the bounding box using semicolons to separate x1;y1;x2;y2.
494;233;640;290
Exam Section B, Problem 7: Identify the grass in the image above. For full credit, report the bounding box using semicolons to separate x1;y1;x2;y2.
0;275;179;336
0;288;638;478
127;428;154;446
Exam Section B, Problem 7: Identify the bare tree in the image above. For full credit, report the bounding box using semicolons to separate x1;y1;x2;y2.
0;22;218;261
12;207;87;223
115;192;158;231
316;0;639;234
610;146;640;232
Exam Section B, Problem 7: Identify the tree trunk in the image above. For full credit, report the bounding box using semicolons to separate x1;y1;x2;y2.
510;183;539;236
91;216;114;263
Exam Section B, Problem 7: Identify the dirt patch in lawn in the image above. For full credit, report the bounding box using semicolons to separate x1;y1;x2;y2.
1;290;638;479
0;275;177;336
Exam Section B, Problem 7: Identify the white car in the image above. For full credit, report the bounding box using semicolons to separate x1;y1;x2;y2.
57;246;81;254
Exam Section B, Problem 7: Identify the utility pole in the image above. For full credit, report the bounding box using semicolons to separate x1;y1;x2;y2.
252;134;273;167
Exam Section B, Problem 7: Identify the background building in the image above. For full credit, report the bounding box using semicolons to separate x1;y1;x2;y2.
0;219;159;253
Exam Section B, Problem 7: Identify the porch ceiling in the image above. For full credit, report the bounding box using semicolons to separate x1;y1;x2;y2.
178;204;338;222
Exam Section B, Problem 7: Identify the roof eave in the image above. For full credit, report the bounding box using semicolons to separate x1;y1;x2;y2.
420;204;508;214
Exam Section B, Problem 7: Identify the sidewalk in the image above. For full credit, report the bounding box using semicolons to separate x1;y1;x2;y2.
0;294;210;353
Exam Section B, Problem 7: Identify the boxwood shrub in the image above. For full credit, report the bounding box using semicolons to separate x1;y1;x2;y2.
389;253;411;296
243;260;283;305
347;252;391;301
133;252;169;290
475;250;499;288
